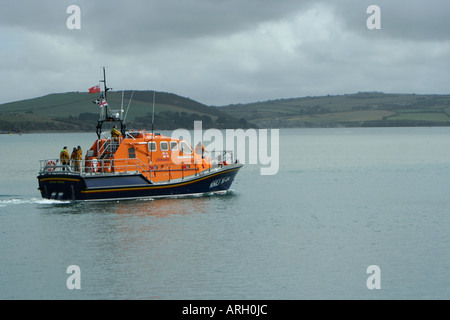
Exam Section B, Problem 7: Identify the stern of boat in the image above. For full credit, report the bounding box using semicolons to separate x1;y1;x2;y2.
37;159;85;200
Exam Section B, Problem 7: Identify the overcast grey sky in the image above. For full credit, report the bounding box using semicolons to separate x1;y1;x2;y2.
1;0;449;105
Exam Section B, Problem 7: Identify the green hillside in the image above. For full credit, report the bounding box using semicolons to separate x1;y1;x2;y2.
0;91;253;133
2;91;450;133
220;92;450;128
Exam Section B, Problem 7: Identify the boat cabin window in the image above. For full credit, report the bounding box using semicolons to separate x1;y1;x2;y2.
160;141;169;152
170;141;178;151
148;141;157;152
179;141;192;154
128;147;136;159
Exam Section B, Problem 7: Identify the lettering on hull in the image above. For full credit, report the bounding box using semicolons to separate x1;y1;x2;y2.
209;176;231;189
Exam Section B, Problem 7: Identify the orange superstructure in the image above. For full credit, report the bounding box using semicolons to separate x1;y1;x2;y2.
84;130;214;182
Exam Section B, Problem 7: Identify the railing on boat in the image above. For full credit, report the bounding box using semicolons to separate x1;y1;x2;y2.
39;158;152;176
39;150;238;180
96;136;123;160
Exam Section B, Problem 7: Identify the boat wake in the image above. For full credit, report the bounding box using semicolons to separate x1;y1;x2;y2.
0;197;71;207
0;190;237;208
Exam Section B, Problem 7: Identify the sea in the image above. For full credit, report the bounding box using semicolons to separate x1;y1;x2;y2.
1;127;450;300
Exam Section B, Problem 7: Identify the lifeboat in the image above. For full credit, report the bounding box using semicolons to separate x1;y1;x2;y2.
37;69;242;201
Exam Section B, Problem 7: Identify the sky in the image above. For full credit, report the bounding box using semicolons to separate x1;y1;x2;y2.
1;0;449;106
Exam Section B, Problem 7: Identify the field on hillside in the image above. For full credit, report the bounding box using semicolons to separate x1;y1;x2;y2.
221;92;450;127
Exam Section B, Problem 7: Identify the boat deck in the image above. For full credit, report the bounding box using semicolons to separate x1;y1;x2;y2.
39;157;240;183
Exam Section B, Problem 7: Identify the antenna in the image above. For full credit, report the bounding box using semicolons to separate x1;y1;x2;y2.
121;91;124;120
150;90;156;163
152;90;156;135
123;90;134;122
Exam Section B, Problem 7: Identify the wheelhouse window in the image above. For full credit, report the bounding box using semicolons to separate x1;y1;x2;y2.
170;141;178;151
160;141;169;151
179;141;192;154
148;141;157;152
128;147;136;158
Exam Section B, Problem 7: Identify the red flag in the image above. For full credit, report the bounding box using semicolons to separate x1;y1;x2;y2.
88;85;101;94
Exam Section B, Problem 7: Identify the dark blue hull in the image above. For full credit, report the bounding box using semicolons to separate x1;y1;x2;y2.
37;164;242;201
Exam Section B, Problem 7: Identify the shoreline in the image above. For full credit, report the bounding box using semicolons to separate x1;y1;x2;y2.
3;124;450;135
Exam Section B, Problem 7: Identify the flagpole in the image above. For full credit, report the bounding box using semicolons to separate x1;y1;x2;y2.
102;66;108;99
100;66;112;120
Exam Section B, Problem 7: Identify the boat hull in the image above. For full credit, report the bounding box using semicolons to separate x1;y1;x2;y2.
37;164;242;201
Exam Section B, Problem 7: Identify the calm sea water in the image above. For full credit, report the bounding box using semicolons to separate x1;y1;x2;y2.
1;127;450;300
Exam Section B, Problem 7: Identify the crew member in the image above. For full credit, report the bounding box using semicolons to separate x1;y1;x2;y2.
70;147;77;170
111;125;121;142
75;145;83;172
60;146;70;171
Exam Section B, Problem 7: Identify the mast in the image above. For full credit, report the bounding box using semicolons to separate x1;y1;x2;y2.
94;67;126;139
103;67;107;96
102;67;111;98
100;66;111;115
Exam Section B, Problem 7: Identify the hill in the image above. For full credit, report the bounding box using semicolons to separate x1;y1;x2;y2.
0;91;254;133
219;92;450;128
2;91;450;133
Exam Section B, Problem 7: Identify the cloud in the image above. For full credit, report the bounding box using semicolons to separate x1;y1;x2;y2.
0;0;449;105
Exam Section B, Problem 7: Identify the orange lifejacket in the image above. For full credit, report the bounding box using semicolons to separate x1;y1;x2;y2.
60;149;70;163
76;148;83;160
111;128;121;138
